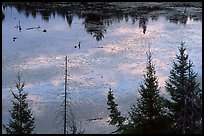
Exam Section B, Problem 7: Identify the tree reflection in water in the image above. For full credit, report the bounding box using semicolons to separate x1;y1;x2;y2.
66;11;73;27
84;14;106;41
2;2;202;41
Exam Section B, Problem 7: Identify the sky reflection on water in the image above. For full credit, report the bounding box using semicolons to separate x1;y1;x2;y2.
2;4;202;134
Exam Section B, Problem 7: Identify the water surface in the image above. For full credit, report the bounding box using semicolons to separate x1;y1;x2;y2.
2;3;202;134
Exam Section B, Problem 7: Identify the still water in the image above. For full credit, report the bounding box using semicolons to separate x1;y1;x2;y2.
2;3;202;134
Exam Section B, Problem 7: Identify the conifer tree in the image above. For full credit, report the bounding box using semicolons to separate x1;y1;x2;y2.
107;88;125;133
187;60;202;133
165;42;202;134
3;73;35;134
58;55;84;134
128;49;169;134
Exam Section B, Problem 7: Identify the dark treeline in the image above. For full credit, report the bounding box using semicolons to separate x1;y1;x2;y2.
2;2;202;41
106;42;202;134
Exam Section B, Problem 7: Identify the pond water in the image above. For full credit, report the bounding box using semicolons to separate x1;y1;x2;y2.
2;3;202;134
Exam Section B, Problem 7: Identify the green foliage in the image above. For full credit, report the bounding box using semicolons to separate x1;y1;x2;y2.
107;88;125;133
128;50;170;134
165;42;202;134
3;73;35;134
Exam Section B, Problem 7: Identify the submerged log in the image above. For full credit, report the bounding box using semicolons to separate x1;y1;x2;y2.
26;26;40;30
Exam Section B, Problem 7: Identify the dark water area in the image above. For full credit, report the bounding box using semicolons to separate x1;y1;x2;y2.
2;2;202;134
2;2;202;41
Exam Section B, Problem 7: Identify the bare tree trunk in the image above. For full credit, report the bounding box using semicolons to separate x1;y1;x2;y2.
61;55;84;134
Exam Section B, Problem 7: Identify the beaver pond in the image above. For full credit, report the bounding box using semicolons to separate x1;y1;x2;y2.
2;2;202;134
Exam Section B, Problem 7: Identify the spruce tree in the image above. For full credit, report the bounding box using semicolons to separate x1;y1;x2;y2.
107;88;125;133
128;49;169;134
186;60;202;133
165;42;202;134
3;73;35;134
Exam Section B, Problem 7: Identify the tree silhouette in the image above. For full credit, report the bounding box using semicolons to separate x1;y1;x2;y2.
107;88;125;133
58;55;84;134
165;42;202;134
128;49;169;134
3;73;35;134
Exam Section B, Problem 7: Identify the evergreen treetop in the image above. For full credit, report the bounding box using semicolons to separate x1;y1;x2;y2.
3;73;35;134
128;49;169;134
107;88;125;133
165;42;202;134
